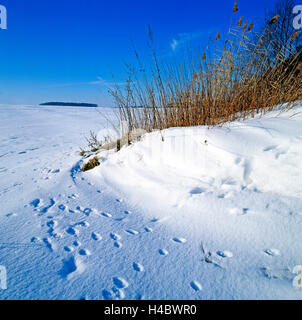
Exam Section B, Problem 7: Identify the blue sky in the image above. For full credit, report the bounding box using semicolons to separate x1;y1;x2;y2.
0;0;286;105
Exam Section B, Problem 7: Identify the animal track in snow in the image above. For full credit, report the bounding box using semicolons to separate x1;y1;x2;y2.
76;206;93;216
113;277;129;289
46;220;62;238
47;220;58;228
217;250;233;258
112;287;126;299
172;237;187;244
83;208;92;216
133;263;144;272
159;249;169;256
264;248;280;256
43;237;54;252
73;240;81;247
30;199;42;209
110;233;121;241
102;289;113;300
66;226;79;236
190;281;202;291
39;198;55;214
59;256;84;280
58;204;66;211
190;187;205;195
114;242;123;248
74;221;90;228
101;212;112;218
125;229;139;235
91;232;102;241
6;212;17;218
31;237;42;244
78;249;91;256
64;246;74;252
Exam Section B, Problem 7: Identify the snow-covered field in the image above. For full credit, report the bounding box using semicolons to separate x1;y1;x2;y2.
0;103;302;300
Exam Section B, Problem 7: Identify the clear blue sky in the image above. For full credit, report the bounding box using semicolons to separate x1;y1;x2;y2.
0;0;282;105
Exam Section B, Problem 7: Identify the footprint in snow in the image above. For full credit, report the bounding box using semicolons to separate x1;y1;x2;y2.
190;187;205;195
217;250;233;258
101;212;112;218
159;249;169;256
102;287;125;300
43;237;54;252
125;229;139;235
172;237;187;244
83;208;92;216
114;242;123;248
73;240;81;247
47;220;58;228
78;248;91;256
190;281;202;291
30;198;41;209
91;232;102;241
76;206;93;216
39;198;55;214
133;263;144;272
66;226;79;236
59;256;84;280
112;287;126;299
102;289;114;300
113;277;129;289
110;233;121;241
31;237;42;244
264;248;280;256
6;212;17;218
75;221;90;228
64;246;74;252
58;204;66;211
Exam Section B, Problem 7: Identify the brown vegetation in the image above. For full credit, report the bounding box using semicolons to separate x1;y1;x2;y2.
110;1;302;132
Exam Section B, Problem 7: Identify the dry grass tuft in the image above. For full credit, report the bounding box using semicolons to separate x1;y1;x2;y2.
109;1;302;133
82;156;100;172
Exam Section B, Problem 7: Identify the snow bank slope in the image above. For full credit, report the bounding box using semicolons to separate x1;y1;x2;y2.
93;106;302;204
87;106;302;299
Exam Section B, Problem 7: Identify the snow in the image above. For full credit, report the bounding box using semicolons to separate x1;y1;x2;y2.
0;103;302;300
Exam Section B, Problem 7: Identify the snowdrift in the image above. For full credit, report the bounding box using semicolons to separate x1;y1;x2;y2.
91;106;302;205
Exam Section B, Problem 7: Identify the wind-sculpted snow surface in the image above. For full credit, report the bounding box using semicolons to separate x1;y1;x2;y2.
0;104;302;300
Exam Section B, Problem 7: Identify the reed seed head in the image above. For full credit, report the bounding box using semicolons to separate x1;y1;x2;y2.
268;15;280;25
233;1;238;13
291;31;300;40
237;16;243;27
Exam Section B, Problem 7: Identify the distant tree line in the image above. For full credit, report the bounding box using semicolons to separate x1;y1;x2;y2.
40;102;98;107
